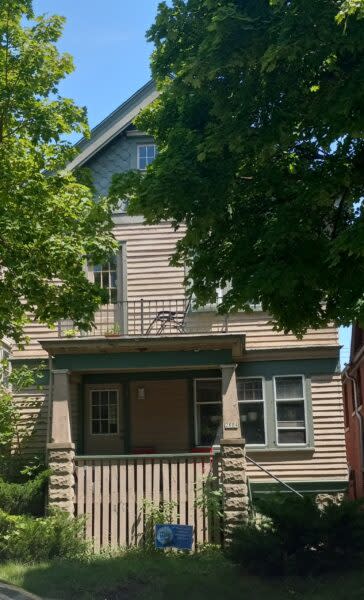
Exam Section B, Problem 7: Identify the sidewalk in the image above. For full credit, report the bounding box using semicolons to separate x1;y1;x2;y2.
0;583;42;600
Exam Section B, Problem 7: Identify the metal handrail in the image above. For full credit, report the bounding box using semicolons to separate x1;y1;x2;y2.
246;454;304;498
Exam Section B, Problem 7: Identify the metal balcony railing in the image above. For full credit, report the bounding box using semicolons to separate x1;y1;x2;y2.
58;298;229;338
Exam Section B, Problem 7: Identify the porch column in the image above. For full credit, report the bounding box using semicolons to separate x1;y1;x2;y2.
220;364;249;543
47;369;75;514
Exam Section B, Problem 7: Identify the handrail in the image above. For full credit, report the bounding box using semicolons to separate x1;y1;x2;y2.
246;454;304;498
75;452;218;460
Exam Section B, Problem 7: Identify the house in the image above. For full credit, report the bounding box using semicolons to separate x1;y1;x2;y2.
342;324;364;499
11;81;348;548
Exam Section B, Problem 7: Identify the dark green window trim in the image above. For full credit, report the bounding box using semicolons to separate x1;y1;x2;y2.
250;480;348;499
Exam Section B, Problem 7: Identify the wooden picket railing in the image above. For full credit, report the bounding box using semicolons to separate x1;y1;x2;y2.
74;453;222;550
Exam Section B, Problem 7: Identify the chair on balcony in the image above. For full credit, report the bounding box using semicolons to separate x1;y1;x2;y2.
145;298;191;335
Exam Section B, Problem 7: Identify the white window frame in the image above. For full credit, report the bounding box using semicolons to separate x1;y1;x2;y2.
137;143;157;171
89;388;120;436
237;376;267;447
194;378;222;447
273;375;308;447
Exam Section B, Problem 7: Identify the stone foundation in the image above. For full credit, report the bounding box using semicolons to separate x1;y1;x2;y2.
47;442;75;514
221;439;249;543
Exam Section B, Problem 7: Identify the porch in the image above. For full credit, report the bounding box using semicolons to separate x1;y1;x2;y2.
43;335;249;548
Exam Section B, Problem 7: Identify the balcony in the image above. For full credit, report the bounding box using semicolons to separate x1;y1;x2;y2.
57;298;230;338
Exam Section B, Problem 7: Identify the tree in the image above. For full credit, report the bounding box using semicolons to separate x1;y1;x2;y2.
0;0;117;344
110;0;364;336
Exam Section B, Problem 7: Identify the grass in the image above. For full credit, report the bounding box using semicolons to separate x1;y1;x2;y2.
0;549;364;600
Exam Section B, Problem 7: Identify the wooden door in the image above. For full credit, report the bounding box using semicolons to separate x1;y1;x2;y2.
84;384;124;454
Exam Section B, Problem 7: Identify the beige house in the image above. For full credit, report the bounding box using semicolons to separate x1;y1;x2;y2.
11;82;348;548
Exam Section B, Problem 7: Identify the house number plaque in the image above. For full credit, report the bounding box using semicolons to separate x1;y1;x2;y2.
224;422;239;430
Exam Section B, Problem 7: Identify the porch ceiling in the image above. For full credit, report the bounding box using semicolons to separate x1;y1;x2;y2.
39;333;246;359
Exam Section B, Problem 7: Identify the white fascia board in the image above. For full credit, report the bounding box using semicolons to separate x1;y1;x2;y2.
66;89;159;172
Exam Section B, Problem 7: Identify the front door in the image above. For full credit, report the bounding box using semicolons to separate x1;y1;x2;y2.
84;384;124;454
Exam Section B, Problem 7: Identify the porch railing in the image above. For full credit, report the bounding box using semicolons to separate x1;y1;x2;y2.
74;452;222;550
58;298;229;338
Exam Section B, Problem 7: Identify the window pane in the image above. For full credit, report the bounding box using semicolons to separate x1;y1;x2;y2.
110;423;117;434
102;271;109;289
238;379;263;401
94;272;101;286
275;377;303;399
277;402;305;428
198;404;222;446
239;402;265;444
278;429;306;444
101;391;108;404
92;421;100;434
91;391;99;404
92;405;100;419
109;390;117;403
196;380;221;403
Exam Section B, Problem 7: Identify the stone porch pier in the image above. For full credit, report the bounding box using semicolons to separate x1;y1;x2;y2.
47;369;75;514
220;364;249;543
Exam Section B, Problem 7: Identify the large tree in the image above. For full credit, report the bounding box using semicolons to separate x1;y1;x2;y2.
0;0;117;344
110;0;364;336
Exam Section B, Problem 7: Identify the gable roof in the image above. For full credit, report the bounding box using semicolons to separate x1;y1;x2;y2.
66;80;159;171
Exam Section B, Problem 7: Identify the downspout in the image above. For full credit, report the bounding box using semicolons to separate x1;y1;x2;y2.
45;354;53;465
343;368;364;471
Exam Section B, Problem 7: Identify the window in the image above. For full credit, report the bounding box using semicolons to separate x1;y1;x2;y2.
0;347;10;388
92;255;117;303
274;376;307;445
137;144;156;170
90;389;118;435
195;380;222;446
238;378;265;445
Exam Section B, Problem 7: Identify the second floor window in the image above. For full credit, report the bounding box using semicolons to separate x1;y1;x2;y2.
137;144;156;170
93;256;117;303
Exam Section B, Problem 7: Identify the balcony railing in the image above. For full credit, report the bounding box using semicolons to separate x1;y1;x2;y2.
58;298;229;338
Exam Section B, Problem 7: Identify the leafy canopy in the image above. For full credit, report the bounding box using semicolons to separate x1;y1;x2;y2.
0;0;117;343
110;0;364;336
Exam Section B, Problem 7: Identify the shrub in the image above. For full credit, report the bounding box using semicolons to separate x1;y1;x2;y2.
0;470;50;516
0;509;88;562
228;495;364;576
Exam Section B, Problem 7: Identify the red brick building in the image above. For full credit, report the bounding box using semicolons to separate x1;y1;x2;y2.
342;324;364;498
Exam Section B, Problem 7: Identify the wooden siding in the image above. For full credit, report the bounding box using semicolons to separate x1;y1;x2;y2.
12;387;49;458
247;374;348;483
12;222;338;359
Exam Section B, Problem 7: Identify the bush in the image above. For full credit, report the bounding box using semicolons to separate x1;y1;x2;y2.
228;495;364;576
0;509;88;562
0;470;50;516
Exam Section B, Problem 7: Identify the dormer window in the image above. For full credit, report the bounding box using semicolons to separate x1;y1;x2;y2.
137;144;156;170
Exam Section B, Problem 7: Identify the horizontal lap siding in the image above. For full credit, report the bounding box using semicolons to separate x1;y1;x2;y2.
247;375;348;483
12;387;49;457
13;222;337;359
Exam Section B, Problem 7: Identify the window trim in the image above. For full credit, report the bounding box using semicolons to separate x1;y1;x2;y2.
273;374;308;447
137;143;157;171
194;378;222;447
89;387;120;437
237;376;267;448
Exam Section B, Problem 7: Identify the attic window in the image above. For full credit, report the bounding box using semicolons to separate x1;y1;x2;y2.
137;144;156;170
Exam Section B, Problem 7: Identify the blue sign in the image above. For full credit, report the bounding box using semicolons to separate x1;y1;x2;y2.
155;524;193;550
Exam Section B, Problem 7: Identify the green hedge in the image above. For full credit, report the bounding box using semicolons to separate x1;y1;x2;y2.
0;470;50;516
0;509;88;562
228;495;364;575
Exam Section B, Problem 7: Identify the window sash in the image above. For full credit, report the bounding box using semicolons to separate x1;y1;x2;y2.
237;377;266;446
137;144;156;170
274;376;307;446
90;389;119;435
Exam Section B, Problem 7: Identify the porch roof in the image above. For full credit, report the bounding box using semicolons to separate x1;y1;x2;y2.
39;333;246;359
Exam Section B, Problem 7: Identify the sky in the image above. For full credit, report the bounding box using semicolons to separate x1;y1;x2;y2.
32;1;352;366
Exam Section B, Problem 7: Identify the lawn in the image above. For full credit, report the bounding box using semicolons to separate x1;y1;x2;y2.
0;550;364;600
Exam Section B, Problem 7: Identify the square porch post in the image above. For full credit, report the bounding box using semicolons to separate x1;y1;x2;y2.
47;369;75;514
220;364;249;543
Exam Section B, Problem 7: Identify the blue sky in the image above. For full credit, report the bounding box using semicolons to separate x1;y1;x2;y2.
33;1;352;365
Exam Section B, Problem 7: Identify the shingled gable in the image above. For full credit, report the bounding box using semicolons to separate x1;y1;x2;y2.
66;80;158;172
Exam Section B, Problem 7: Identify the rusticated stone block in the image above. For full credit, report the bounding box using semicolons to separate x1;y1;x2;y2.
225;495;250;511
222;457;246;471
47;446;75;514
48;450;75;463
48;461;74;475
224;483;248;498
221;446;245;459
223;470;246;484
49;474;74;488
